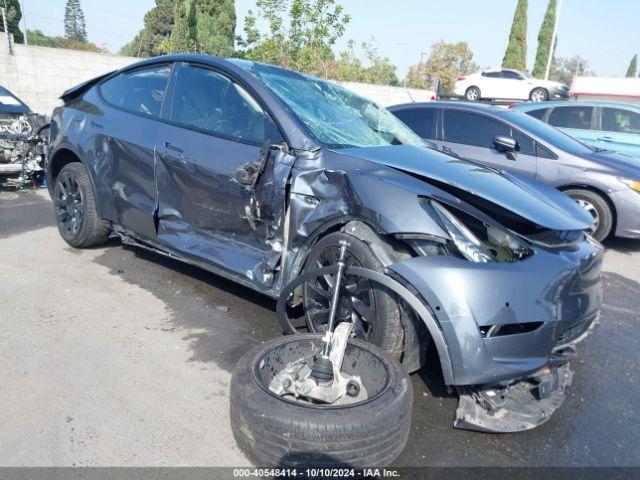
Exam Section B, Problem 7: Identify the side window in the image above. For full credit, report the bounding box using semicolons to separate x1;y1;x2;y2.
525;108;548;120
511;129;535;155
442;110;509;148
548;106;594;130
483;71;502;78
100;65;171;117
393;108;437;139
501;70;522;79
169;65;272;144
601;108;640;134
536;143;555;159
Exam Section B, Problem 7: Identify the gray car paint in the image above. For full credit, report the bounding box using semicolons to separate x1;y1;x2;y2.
47;55;603;389
389;101;640;239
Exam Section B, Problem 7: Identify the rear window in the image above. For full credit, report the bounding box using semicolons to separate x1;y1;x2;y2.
548;106;593;130
442;110;509;147
100;65;171;117
525;108;548;120
393;108;437;139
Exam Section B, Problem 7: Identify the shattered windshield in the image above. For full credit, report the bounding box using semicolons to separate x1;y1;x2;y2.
237;61;425;149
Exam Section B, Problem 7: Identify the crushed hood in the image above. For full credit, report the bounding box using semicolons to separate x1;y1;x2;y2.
337;144;593;231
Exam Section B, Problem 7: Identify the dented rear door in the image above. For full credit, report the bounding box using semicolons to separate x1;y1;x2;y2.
155;62;291;288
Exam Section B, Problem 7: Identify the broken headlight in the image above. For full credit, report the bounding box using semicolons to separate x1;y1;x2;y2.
412;200;534;263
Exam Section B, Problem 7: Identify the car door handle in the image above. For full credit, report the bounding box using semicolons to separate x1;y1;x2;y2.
164;141;184;154
597;136;613;142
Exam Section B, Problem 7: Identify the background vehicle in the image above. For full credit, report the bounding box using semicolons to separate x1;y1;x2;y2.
454;69;569;103
390;101;640;241
47;55;600;438
0;85;49;185
513;101;640;158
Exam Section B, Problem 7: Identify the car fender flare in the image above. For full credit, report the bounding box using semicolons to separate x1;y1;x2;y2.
276;265;455;385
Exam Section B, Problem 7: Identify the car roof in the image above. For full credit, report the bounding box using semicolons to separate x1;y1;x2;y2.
513;100;640;111
389;101;508;113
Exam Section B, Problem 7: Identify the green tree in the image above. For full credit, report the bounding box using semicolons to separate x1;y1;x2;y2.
502;0;528;70
324;39;398;85
194;0;236;56
0;0;24;43
549;55;593;85
27;29;104;52
120;0;176;57
170;0;197;52
238;0;350;76
532;0;556;78
407;41;478;92
64;0;88;42
626;54;637;77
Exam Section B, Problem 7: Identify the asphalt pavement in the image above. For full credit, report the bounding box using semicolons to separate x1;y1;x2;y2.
1;187;639;467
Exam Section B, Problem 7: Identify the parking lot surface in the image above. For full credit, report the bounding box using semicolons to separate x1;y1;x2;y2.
1;187;639;467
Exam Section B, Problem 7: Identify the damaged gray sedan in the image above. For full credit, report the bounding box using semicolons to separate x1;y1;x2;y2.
46;55;603;433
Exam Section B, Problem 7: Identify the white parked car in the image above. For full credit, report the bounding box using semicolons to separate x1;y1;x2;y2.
454;69;570;102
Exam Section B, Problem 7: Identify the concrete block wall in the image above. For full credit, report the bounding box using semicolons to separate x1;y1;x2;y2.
0;39;435;115
0;40;138;115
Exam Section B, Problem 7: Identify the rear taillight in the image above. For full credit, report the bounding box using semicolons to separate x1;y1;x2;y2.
456;76;466;81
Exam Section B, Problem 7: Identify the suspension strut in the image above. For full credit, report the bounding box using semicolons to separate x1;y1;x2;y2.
310;239;350;382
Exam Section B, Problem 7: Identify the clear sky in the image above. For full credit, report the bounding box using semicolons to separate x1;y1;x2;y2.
19;0;640;77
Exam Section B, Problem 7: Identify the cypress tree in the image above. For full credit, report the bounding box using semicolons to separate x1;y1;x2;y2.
532;0;556;78
64;0;88;42
0;0;24;43
502;0;528;71
194;0;236;57
170;0;197;53
626;54;637;77
120;0;176;57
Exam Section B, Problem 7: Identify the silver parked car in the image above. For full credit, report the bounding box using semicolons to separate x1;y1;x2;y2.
390;101;640;241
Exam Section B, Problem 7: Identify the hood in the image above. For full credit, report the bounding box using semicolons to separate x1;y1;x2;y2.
535;79;567;90
337;145;593;231
585;150;640;179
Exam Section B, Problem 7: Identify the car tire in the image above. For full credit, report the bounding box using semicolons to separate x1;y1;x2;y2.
530;87;548;102
230;334;413;468
303;232;405;360
465;86;481;101
53;162;109;247
564;189;613;242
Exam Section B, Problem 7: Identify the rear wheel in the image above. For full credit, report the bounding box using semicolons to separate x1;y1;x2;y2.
303;232;405;360
465;86;481;101
564;189;613;241
53;162;109;247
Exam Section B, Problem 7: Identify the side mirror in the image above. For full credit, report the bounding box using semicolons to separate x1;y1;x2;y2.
493;135;517;153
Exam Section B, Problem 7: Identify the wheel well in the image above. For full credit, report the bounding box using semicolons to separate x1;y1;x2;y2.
558;184;617;230
531;86;548;96
466;86;479;93
49;148;81;185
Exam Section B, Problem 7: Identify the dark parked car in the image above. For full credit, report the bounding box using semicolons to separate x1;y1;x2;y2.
0;85;49;181
47;55;602;431
390;101;640;241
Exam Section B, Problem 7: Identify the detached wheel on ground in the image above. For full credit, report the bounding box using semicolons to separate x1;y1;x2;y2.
302;232;405;360
53;162;109;247
564;188;613;241
465;86;481;101
230;334;413;468
530;87;548;102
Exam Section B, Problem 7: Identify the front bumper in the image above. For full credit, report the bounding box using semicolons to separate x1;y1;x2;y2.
548;85;570;100
388;235;603;386
612;188;640;239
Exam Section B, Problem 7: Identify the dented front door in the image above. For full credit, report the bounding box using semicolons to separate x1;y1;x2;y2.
154;62;291;288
